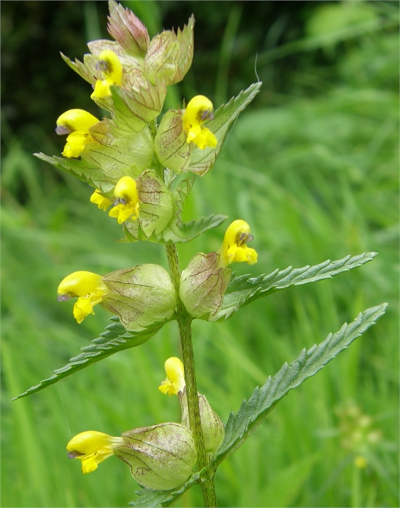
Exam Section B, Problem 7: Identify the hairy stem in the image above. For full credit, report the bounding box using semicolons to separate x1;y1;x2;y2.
166;244;217;507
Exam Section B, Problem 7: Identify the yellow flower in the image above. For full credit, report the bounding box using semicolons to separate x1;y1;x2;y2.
159;357;185;396
218;220;258;267
57;271;109;324
67;431;124;474
90;189;113;211
91;50;123;99
108;176;140;224
182;95;218;150
56;109;99;158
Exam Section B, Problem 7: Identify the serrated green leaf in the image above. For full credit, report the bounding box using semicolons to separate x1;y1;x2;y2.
12;317;164;401
211;252;377;321
213;303;387;466
187;82;262;176
34;152;114;189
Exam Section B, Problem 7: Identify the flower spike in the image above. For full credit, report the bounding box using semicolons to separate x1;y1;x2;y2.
218;219;258;267
108;176;140;224
56;109;99;158
91;50;123;99
182;95;218;150
66;431;123;474
57;271;109;324
159;357;185;396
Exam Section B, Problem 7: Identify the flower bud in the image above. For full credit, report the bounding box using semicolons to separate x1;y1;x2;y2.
179;252;231;319
115;422;196;490
144;32;180;86
144;17;194;87
107;0;150;57
101;264;176;331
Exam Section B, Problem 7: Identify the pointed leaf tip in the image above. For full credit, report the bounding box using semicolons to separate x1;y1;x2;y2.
11;318;164;401
214;303;387;465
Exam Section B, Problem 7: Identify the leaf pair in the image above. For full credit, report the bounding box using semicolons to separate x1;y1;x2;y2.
12;252;380;400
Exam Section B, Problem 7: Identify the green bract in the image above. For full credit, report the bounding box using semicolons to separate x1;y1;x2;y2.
116;423;197;490
179;252;231;320
101;264;176;331
155;110;190;174
180;392;225;458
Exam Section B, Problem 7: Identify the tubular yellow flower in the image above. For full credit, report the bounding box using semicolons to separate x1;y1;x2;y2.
182;95;218;150
218;220;258;267
91;50;123;99
56;109;99;158
67;431;124;474
108;176;140;224
159;357;185;396
57;271;109;324
90;190;113;211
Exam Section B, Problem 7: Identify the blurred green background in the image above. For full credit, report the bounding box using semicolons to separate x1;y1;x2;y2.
2;1;399;507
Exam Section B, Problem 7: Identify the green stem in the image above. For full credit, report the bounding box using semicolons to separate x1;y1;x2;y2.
165;244;217;507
